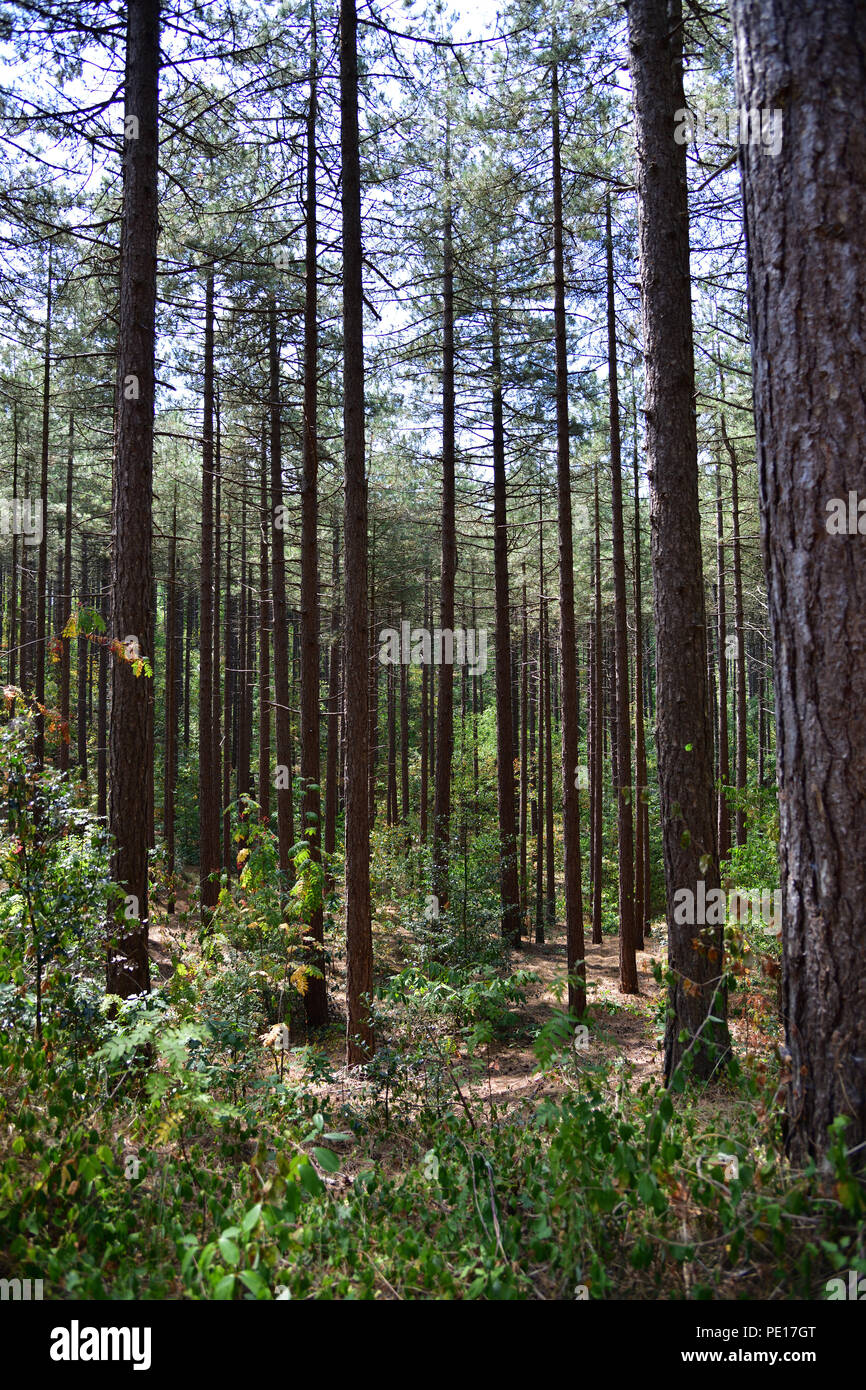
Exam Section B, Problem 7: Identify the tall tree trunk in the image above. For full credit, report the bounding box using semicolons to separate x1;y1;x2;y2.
324;518;340;893
591;469;603;946
269;298;295;890
34;255;52;768
258;426;271;821
552;60;585;1015
400;620;410;828
236;498;251;823
7;405;18;686
183;590;192;750
223;527;233;873
198;272;220;923
300;9;327;1027
367;536;378;828
605;195;637;993
77;534;88;777
245;562;255;803
341;0;374;1062
97;555;108;823
543;596;555;933
731;0;866;1165
107;0;160;997
757;635;766;789
420;568;429;842
535;606;545;946
491;296;520;946
628;0;730;1079
715;459;731;860
212;393;223;871
59;412;73;775
633;433;649;941
519;565;529;931
165;495;178;908
386;661;397;826
722;416;748;847
432;120;457;911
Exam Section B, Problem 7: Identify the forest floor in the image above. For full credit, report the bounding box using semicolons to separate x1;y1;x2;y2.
148;869;777;1144
454;928;666;1110
148;879;669;1122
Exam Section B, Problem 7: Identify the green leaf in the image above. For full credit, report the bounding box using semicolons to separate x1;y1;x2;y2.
218;1234;240;1266
213;1273;236;1300
239;1270;269;1299
313;1147;340;1173
299;1161;323;1197
637;1173;655;1203
241;1203;263;1234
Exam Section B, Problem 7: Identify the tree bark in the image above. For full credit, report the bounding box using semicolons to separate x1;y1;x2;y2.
59;412;73;775
420;567;429;842
324;517;340;892
107;0;160;997
97;555;108;823
722;416;748;847
627;0;730;1079
731;0;866;1165
341;0;374;1062
552;60;585;1015
633;433;649;941
432;120;457;912
34;257;51;768
212;394;223;871
269;298;295;888
543;596;555;934
491;296;520;946
300;10;327;1027
223;525;233;873
715;460;731;860
165;495;178;907
591;467;603;945
606;195;637;992
519;565;529;930
7;405;18;687
198;272;220;922
76;534;88;777
258;425;271;822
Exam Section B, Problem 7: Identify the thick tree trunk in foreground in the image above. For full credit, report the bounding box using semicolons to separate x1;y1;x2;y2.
731;0;866;1166
341;0;374;1063
107;0;160;997
627;0;729;1079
